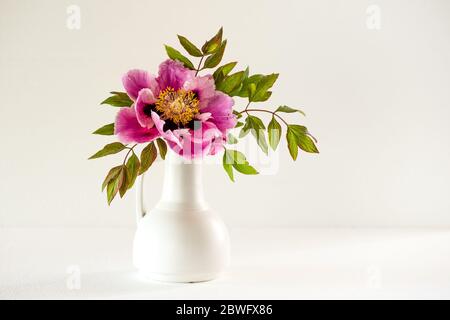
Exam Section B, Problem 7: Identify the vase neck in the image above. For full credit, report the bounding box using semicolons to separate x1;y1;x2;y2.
157;151;207;211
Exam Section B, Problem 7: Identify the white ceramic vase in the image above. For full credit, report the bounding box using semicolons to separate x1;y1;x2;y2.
133;150;230;282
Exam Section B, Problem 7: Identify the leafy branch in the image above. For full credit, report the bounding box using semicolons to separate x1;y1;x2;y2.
236;104;319;161
88;139;167;205
239;108;289;126
167;27;227;75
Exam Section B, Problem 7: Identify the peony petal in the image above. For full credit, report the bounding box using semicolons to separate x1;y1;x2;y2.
201;91;237;135
135;88;156;128
209;137;225;156
195;112;212;122
173;128;190;139
150;111;183;148
122;69;158;101
115;106;160;144
166;121;221;159
167;134;212;159
184;75;216;109
156;59;194;91
190;121;221;144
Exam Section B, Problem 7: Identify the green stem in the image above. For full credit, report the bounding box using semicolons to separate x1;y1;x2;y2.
244;101;251;113
195;55;205;76
123;144;137;165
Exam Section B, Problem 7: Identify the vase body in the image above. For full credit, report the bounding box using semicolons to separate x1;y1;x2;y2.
133;151;230;282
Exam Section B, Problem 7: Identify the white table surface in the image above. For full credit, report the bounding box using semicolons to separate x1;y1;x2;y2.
1;227;449;299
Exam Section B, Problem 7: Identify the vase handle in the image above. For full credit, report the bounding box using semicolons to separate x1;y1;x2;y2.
135;173;146;223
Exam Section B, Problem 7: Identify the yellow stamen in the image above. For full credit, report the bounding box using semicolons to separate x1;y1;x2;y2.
155;87;199;126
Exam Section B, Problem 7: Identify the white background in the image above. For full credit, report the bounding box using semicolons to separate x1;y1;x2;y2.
1;0;450;228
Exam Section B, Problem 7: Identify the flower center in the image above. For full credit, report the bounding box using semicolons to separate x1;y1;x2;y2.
155;87;199;126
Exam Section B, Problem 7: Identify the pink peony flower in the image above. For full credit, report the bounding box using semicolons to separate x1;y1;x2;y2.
115;59;237;158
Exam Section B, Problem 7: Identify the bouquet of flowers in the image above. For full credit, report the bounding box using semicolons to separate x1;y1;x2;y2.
89;28;318;204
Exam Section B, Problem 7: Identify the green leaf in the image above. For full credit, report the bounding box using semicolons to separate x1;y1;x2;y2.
251;73;279;102
106;176;120;205
126;153;140;190
224;149;259;176
235;121;244;128
251;130;268;155
239;119;251;138
247;83;256;100
226;149;246;164
156;138;167;160
286;124;319;154
257;74;279;92
239;115;256;138
233;163;259;175
92;123;115;135
227;133;238;144
213;62;238;82
222;151;234;182
296;133;319;153
202;27;223;54
165;45;195;69
88;142;126;159
177;35;203;57
217;70;245;95
139;141;157;175
286;128;299;161
254;91;272;102
229;67;249;97
275;105;306;116
237;74;263;98
289;124;317;142
268;117;282;150
242;115;268;154
118;166;129;198
101;92;133;107
246;74;264;83
102;165;123;191
203;40;227;69
107;167;126;205
213;62;238;86
233;110;243;119
255;134;268;154
249;115;266;130
287;124;308;136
